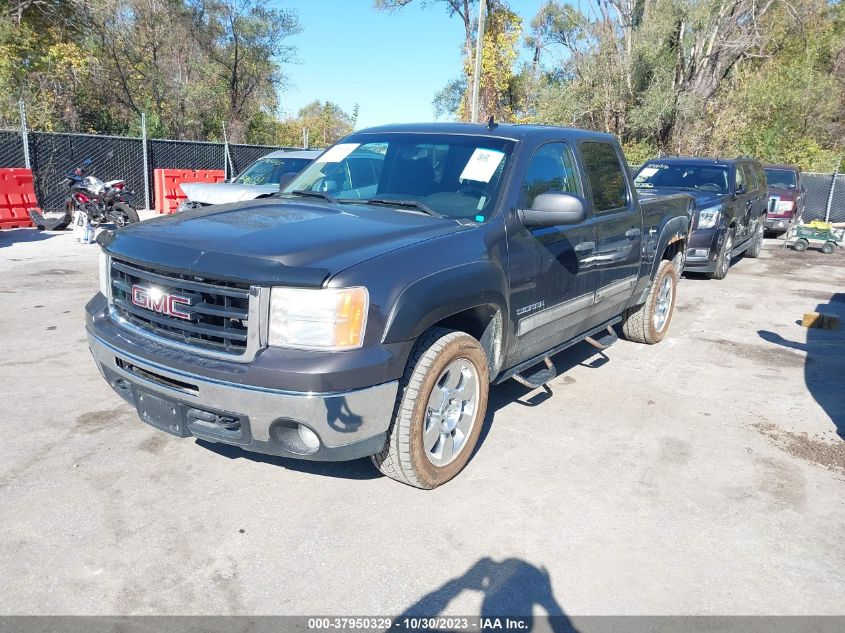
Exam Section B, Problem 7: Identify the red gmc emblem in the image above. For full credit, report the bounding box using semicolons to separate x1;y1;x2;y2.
131;285;193;320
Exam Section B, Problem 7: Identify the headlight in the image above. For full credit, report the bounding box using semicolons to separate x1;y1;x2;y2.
99;252;110;299
268;287;369;350
775;200;795;213
697;206;721;229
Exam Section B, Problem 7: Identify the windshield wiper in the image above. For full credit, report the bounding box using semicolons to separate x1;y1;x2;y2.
365;198;444;218
290;189;338;203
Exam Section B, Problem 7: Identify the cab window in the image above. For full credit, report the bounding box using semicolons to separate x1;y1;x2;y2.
735;165;746;192
518;142;581;208
580;141;629;212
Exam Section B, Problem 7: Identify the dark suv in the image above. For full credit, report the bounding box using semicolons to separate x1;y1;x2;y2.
763;165;804;235
634;157;768;279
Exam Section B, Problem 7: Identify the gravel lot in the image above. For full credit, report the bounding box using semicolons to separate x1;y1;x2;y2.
1;227;843;617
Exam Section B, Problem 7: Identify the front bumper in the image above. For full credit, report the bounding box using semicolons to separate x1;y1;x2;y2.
683;227;723;273
87;299;399;461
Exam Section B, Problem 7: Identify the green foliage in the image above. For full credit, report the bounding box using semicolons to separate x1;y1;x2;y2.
0;0;346;145
528;0;845;168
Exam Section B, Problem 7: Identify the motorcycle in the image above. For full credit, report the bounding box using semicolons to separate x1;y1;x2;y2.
29;158;139;231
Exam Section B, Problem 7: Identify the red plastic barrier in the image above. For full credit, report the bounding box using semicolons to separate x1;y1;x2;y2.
154;169;225;214
0;168;38;229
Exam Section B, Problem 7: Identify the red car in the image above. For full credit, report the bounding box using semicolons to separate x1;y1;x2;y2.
764;165;805;234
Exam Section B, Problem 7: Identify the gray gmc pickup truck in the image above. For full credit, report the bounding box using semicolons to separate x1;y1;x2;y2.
87;123;691;488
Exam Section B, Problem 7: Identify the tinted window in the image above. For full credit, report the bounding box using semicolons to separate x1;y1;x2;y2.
518;142;581;208
735;165;746;191
741;163;759;192
754;164;768;190
635;162;729;194
580;141;628;212
764;168;797;189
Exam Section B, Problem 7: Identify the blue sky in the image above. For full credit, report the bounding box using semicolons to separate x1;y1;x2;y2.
278;0;545;129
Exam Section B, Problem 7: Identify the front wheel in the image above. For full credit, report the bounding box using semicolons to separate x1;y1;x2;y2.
745;219;764;258
621;258;679;345
372;327;489;489
708;228;734;279
112;202;139;227
822;241;836;255
793;238;809;252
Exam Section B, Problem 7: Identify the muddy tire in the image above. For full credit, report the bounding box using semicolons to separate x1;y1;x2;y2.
708;228;734;279
793;238;809;252
621;259;679;345
822;241;836;255
745;219;764;258
372;327;489;489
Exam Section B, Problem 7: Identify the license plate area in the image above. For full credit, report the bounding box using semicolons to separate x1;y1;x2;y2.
133;388;191;437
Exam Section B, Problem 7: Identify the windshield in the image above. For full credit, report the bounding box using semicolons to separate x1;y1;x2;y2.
635;162;730;194
234;157;312;185
764;168;797;189
281;133;516;222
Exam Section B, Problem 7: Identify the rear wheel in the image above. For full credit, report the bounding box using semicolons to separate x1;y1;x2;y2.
113;202;139;227
372;327;489;489
708;228;734;279
822;241;836;255
793;238;809;252
621;259;679;345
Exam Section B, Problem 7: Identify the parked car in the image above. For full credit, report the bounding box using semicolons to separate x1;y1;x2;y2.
763;164;804;235
87;122;691;488
177;149;321;211
634;156;768;279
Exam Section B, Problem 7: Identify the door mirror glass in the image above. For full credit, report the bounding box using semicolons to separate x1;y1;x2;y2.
519;192;587;228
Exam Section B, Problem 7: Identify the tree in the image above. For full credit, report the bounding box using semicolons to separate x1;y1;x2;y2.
188;0;300;142
530;0;845;169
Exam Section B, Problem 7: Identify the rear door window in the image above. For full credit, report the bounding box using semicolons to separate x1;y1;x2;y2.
579;141;629;213
741;163;759;192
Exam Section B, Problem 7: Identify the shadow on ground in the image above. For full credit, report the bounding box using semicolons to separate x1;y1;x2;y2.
758;292;845;438
198;337;608;482
0;228;65;246
398;557;577;632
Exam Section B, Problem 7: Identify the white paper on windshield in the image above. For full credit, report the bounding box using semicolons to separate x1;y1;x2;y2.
637;167;660;179
316;143;360;163
460;148;505;183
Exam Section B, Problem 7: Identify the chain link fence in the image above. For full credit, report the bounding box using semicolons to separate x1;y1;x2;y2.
803;173;845;223
1;125;843;220
0;128;304;212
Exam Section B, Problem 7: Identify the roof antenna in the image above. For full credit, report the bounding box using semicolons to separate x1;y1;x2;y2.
486;115;497;130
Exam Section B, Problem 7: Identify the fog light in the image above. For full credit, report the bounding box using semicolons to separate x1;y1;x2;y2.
298;425;320;451
270;419;321;455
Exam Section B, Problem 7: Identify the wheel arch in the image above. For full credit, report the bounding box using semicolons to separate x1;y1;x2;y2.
381;261;508;380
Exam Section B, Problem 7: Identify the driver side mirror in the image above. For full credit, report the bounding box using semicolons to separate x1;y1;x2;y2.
518;192;587;228
735;184;746;194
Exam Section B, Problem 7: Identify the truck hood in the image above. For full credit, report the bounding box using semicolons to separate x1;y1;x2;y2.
637;187;725;209
100;197;463;287
180;182;278;205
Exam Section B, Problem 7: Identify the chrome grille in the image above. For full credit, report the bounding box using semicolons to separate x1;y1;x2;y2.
110;258;252;355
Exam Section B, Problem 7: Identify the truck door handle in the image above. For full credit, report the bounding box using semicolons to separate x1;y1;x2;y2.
625;228;641;239
574;241;595;255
